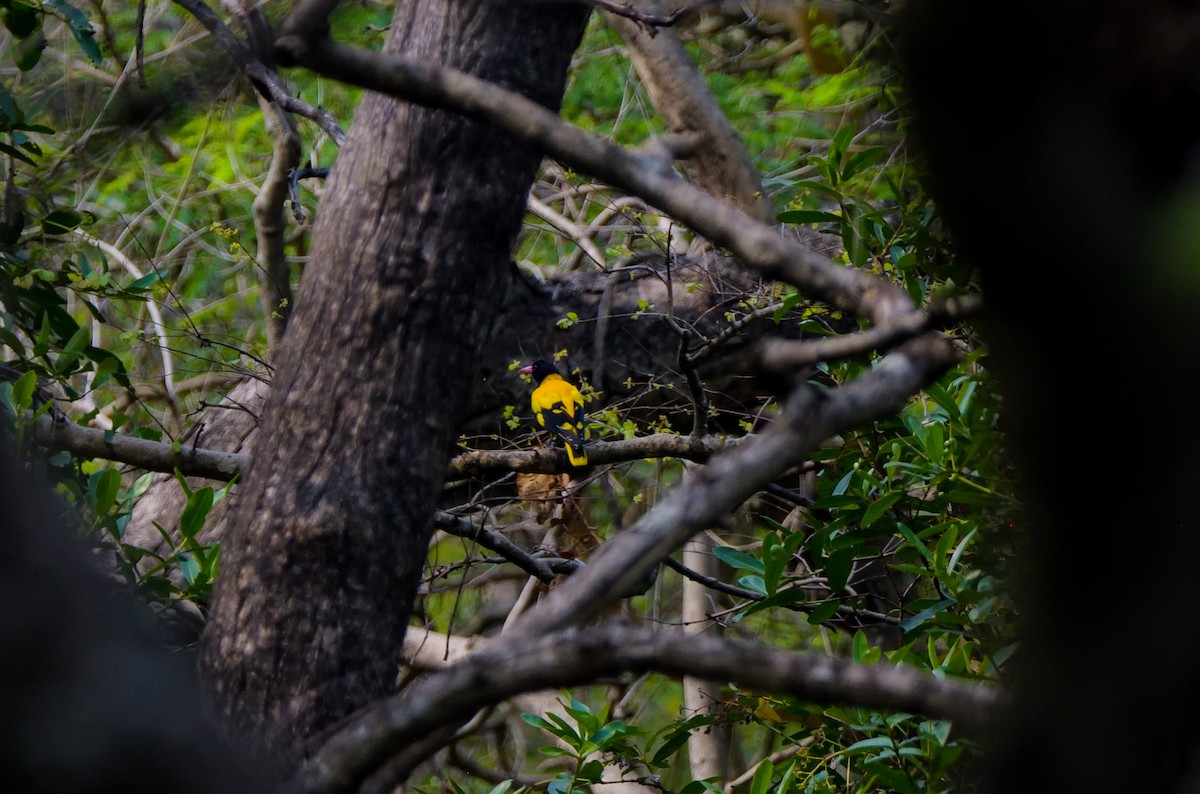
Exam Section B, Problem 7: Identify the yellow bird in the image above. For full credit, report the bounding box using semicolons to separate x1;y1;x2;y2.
521;359;588;467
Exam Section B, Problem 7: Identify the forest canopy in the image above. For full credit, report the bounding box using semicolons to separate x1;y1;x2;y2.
6;0;1122;791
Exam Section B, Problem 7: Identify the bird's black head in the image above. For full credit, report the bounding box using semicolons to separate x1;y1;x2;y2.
520;359;560;383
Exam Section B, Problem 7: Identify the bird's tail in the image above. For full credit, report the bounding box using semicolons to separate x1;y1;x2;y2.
565;441;588;467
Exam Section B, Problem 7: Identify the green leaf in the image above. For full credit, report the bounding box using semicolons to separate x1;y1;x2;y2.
841;146;888;181
897;522;934;563
738;574;767;595
899;597;956;635
54;326;90;374
923;421;945;465
778;209;842;225
91;468;121;516
577;759;605;783
3;3;40;38
852;629;880;663
712;546;763;574
946;526;978;575
807;493;859;511
791;179;843;200
831;469;854;496
862;490;902;528
749;758;774;794
829;125;855;167
825;548;853;593
650;716;715;768
10;369;36;413
742;585;813;617
14;30;45;71
760;531;787;595
179;552;200;584
126;272;162;292
933;523;960;574
44;0;101;63
776;760;796;794
180;486;215;540
42;208;82;235
806;599;841;624
924;382;961;420
843;736;894;755
0;140;36;166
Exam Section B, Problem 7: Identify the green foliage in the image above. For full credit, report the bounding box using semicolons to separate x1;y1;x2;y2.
1;5;1015;792
523;697;643;793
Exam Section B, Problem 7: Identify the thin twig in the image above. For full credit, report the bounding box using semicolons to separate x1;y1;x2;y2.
171;0;347;145
434;511;583;584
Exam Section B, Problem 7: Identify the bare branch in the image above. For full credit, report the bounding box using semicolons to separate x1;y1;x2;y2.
433;511;583;584
32;414;243;481
755;294;983;371
295;623;1002;793
27;420;736;482
253;98;301;351
681;538;727;780
171;0;347;145
447;432;738;477
605;0;773;222
285;335;960;789
663;555;900;626
584;0;699;27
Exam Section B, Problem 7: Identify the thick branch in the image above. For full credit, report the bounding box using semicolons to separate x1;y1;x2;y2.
30;421;734;482
296;624;1001;793
447;431;736;476
510;334;959;637
32;414;243;481
273;1;914;328
605;0;773;222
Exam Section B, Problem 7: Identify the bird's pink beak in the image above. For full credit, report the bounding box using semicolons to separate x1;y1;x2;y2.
519;365;533;375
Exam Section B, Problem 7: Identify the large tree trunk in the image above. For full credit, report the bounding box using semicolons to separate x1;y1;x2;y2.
198;0;588;773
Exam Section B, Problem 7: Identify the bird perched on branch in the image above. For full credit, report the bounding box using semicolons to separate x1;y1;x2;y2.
521;359;588;467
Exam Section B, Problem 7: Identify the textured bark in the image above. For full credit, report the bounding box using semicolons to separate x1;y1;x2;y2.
605;2;773;222
681;538;728;781
198;0;588;773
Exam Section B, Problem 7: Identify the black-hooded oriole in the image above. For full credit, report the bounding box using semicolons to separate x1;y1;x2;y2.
521;359;588;467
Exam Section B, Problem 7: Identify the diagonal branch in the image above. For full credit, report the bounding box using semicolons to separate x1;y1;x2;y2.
290;334;960;791
295;622;1002;793
272;0;914;329
172;0;346;145
507;334;959;638
433;511;582;583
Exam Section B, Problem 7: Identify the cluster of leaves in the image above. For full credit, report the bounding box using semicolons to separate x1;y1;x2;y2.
0;0;360;613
